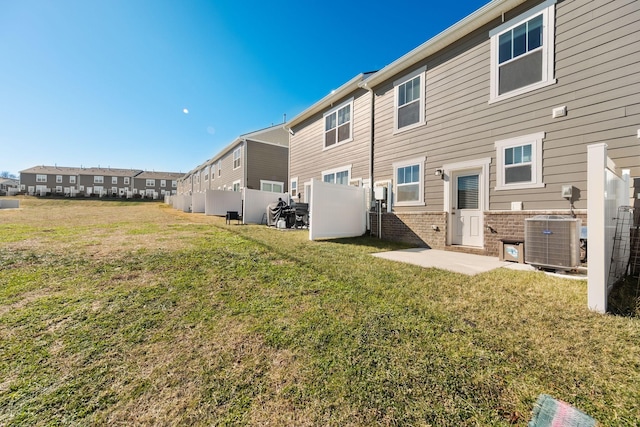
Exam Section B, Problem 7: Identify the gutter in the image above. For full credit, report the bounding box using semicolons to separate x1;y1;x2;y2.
359;0;527;89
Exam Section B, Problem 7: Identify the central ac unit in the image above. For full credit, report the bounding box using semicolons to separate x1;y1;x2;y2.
524;215;581;270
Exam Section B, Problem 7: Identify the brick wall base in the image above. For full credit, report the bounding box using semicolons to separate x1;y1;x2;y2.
369;210;587;258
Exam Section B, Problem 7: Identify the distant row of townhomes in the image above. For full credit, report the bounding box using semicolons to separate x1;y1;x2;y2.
180;0;640;257
18;166;182;199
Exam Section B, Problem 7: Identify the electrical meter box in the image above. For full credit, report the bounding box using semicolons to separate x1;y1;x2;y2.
374;186;387;201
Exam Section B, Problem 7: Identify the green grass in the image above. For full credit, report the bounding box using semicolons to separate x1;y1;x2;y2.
0;198;639;426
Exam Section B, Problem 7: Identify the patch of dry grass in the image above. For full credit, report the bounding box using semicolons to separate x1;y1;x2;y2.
0;197;639;426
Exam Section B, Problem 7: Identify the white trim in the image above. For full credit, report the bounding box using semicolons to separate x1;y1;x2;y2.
260;179;284;193
489;0;556;103
392;156;426;207
393;66;427;134
290;176;298;197
233;147;242;170
494;132;545;190
233;180;241;192
321;164;352;185
323;97;354;150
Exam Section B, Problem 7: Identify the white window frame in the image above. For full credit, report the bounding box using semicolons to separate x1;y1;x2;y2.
160;180;166;187
111;177;118;184
55;186;63;193
260;180;284;193
321;165;352;185
124;177;130;185
393;156;426;206
171;180;177;188
323;97;354;149
217;160;222;176
393;66;426;134
146;179;156;187
489;0;556;103
233;180;241;192
494;132;545;190
70;176;76;184
94;176;104;184
36;174;47;183
56;175;62;183
290;177;298;198
111;186;118;194
233;148;242;170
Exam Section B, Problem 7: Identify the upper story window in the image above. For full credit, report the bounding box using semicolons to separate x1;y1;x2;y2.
324;98;353;148
489;0;556;102
112;177;118;184
70;176;76;184
56;175;62;183
36;174;47;183
94;176;104;184
124;177;130;185
171;180;177;188
160;180;166;187
233;148;241;169
393;156;425;206
217;160;222;176
494;132;545;190
322;165;351;185
394;66;426;133
146;179;156;187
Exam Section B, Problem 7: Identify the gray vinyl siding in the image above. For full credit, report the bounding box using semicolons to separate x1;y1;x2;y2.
211;143;244;190
246;140;288;190
289;88;372;199
372;0;639;212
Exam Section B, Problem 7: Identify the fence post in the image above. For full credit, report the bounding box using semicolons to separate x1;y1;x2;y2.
587;143;607;313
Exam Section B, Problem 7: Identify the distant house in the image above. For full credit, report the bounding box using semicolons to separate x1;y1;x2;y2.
0;177;19;195
19;165;181;199
356;0;639;255
179;124;289;194
287;72;376;202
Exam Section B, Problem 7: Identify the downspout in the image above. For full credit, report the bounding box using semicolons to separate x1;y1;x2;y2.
359;81;376;237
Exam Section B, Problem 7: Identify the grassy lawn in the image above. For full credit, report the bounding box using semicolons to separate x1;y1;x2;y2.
1;198;638;426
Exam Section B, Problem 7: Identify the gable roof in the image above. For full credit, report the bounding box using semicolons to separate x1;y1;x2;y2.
360;0;529;89
20;165;142;177
287;71;377;129
135;171;183;180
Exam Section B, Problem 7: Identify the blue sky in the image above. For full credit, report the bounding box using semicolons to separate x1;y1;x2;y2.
0;0;488;176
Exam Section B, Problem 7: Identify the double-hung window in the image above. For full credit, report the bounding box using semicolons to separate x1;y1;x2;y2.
324;99;353;148
489;0;556;102
322;165;351;185
146;179;155;187
217;160;221;176
393;157;425;206
70;176;76;184
394;66;426;132
111;177;118;184
36;174;47;183
260;180;283;193
56;175;62;183
94;176;104;184
290;177;298;198
233;148;241;169
494;132;545;190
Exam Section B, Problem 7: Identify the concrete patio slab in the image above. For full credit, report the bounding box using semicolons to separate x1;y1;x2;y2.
372;248;512;276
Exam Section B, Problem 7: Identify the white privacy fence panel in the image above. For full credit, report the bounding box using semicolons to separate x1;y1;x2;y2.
243;188;288;224
587;143;630;313
309;179;367;240
191;192;206;213
205;190;242;216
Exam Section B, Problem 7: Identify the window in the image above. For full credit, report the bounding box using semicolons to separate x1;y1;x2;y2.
489;0;556;102
394;66;426;132
233;148;241;169
217;160;221;176
36;174;47;183
55;186;63;193
171;180;177;188
233;180;241;192
146;179;155;187
70;176;76;184
124;177;130;185
161;180;166;187
495;132;545;190
94;176;104;184
261;180;284;193
56;175;62;183
112;177;118;184
393;157;425;206
111;187;117;194
211;165;215;180
324;99;353;148
322;165;351;185
290;177;298;198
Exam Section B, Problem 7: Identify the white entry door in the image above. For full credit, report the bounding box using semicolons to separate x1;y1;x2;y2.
451;170;483;247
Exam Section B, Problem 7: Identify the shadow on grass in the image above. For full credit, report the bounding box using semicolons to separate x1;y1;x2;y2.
608;275;640;317
319;234;416;251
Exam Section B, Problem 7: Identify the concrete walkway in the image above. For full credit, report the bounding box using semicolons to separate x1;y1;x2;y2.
372;248;515;276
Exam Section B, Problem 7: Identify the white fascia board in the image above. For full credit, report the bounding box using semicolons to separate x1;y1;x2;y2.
287;73;366;128
360;0;528;89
